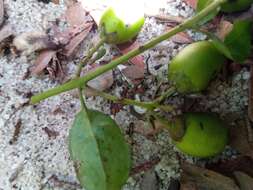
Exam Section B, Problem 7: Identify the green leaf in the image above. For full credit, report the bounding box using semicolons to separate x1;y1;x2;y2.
196;0;220;25
224;19;252;63
69;109;131;190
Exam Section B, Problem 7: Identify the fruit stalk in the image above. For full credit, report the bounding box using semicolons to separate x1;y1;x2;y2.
30;0;227;104
75;38;106;77
86;87;174;111
75;38;105;110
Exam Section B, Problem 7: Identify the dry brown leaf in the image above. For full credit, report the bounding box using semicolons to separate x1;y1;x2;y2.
206;156;253;178
165;26;192;44
86;64;114;92
0;24;13;43
62;23;93;57
181;163;240;190
65;2;91;26
171;32;193;44
234;171;253;190
229;119;253;158
117;41;145;68
121;65;144;80
0;0;4;26
216;20;233;41
30;50;57;75
183;0;197;9
117;41;145;84
51;0;60;4
13;32;58;55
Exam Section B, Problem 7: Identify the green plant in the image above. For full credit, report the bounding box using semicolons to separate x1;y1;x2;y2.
99;7;145;44
168;41;226;93
222;0;253;12
29;0;252;189
198;0;253;12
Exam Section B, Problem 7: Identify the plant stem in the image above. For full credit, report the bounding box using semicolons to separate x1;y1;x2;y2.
75;38;106;77
154;86;176;103
30;0;227;104
78;88;88;111
75;38;105;110
86;87;174;111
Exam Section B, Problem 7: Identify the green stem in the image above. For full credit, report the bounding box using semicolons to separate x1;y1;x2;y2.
78;88;88;111
30;0;227;104
75;38;106;77
75;38;105;110
154;86;176;103
86;87;174;111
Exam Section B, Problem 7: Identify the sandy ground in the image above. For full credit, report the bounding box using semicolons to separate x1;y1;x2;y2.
0;0;250;190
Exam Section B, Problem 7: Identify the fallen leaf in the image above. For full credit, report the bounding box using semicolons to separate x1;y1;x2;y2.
171;32;193;44
121;65;144;80
87;70;113;91
53;22;92;47
117;41;145;84
206;156;253;178
0;0;4;26
183;0;197;9
65;2;91;26
46;54;63;79
216;20;233;41
117;41;145;68
62;23;93;57
0;24;13;43
51;0;60;4
181;163;240;190
60;2;94;57
229;119;253;158
13;32;58;55
30;50;57;75
234;171;253;190
166;26;192;44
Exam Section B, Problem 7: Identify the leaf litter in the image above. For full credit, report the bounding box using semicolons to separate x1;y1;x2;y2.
0;0;253;189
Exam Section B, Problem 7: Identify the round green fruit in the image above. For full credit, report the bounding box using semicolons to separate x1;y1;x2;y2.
168;41;226;93
173;112;228;158
221;0;253;13
99;7;145;44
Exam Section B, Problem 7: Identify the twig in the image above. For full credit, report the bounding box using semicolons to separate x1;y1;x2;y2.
130;157;160;175
154;86;176;103
9;119;22;144
75;37;105;77
86;86;174;111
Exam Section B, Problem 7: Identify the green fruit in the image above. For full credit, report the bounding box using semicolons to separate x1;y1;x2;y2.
99;7;145;44
221;0;253;13
168;41;226;93
173;112;228;158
